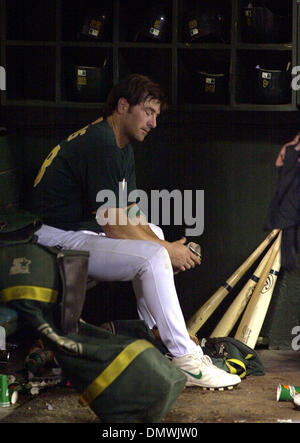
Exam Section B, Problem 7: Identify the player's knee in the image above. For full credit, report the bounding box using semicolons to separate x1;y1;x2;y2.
141;242;172;273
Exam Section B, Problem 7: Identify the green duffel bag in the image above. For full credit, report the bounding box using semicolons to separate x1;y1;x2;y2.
200;336;265;378
0;241;89;334
50;319;186;423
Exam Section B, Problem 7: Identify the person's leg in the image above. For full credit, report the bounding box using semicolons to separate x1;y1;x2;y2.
134;222;164;327
35;224;196;357
35;224;241;389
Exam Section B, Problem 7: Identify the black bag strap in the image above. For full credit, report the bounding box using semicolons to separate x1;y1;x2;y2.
37;245;90;335
56;249;89;335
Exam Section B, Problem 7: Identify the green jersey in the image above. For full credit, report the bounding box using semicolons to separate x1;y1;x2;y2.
32;119;136;232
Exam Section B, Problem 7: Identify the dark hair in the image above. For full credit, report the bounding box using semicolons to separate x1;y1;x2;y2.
103;74;168;117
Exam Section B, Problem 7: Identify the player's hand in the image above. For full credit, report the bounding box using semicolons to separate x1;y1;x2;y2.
167;237;201;274
275;135;300;167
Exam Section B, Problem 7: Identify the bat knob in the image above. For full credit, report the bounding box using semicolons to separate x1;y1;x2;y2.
188;242;202;260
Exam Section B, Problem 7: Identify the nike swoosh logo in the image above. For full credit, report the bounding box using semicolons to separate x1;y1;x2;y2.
181;369;202;379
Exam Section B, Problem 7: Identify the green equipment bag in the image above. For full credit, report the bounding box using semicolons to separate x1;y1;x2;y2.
0;241;89;334
0;207;42;245
0;208;186;423
200;336;265;378
51;319;186;423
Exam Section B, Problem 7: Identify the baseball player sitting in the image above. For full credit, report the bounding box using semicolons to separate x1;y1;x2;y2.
31;74;240;390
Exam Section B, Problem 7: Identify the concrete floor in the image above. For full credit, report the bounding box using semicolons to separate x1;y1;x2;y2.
0;349;299;425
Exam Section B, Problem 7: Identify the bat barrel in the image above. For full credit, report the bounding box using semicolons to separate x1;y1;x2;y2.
234;232;282;348
187;229;280;335
210;243;274;338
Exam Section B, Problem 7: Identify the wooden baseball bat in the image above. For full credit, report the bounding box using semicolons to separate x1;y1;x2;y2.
234;232;282;349
210;240;275;338
187;229;280;335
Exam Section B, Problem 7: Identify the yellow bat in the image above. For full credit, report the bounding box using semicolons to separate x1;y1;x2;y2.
187;229;280;335
210;241;274;338
234;232;282;349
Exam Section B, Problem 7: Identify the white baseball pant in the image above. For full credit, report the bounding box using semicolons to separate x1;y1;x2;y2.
34;223;200;358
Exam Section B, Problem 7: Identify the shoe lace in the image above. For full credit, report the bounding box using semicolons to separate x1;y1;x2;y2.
200;354;213;366
199;354;231;376
192;348;214;366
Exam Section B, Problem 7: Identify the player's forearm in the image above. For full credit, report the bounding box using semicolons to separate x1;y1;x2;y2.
100;208;200;272
99;207;168;245
102;220;173;257
102;221;164;242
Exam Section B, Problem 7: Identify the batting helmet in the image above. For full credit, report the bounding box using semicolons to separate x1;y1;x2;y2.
196;71;228;104
253;65;291;104
241;3;291;43
81;9;111;40
185;6;226;42
75;57;113;103
131;3;169;42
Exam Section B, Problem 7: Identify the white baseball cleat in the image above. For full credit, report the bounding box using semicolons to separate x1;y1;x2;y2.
172;347;241;390
293;393;300;410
